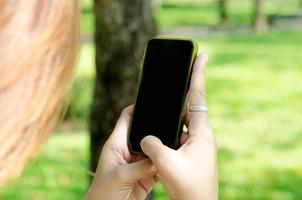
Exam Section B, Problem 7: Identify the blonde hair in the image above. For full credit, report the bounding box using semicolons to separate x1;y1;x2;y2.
0;0;80;186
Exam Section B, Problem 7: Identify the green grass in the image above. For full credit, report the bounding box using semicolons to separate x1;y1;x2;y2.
203;31;302;200
80;0;302;34
155;0;302;28
153;30;302;199
1;30;301;199
67;44;95;120
154;2;220;27
0;132;90;199
80;0;94;34
2;0;302;198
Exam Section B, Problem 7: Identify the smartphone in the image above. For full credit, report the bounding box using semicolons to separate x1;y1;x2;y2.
128;38;198;154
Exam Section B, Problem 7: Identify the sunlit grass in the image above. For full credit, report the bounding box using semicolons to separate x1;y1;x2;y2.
154;30;302;199
1;30;301;200
0;132;89;199
205;31;302;200
154;2;220;27
1;0;302;197
81;0;302;34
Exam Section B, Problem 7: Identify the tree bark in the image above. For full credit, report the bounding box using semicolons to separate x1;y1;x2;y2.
218;0;228;25
253;0;268;33
90;0;155;173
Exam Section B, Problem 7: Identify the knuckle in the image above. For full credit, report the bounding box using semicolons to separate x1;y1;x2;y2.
192;87;206;99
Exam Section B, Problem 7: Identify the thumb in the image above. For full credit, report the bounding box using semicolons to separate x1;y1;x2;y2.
140;135;174;170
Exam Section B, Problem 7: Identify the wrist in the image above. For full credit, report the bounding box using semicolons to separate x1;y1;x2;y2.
84;175;111;200
166;183;217;200
171;193;217;200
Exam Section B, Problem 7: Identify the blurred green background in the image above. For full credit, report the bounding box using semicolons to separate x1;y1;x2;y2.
1;0;302;199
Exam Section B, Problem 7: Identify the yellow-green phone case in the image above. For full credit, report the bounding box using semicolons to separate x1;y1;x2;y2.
128;37;199;154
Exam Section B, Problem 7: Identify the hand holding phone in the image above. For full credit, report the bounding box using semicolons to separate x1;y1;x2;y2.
85;53;218;200
140;53;218;200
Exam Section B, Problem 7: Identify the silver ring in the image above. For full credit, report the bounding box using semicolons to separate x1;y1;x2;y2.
189;105;208;112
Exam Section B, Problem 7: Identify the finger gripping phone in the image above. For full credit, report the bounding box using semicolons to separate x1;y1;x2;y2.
128;38;198;154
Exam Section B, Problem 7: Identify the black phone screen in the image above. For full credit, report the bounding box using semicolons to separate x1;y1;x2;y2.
129;39;195;153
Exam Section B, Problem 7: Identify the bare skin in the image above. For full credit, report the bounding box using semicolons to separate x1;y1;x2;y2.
85;53;218;200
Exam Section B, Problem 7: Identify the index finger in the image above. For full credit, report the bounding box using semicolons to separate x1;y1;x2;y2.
108;105;134;144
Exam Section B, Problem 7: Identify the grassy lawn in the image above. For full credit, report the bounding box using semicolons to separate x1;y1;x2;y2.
203;31;302;200
0;132;90;199
1;0;302;199
1;30;301;199
81;0;302;34
155;31;302;199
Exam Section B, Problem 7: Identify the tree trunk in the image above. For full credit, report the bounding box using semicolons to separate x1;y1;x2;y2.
90;0;155;173
253;0;268;33
218;0;228;25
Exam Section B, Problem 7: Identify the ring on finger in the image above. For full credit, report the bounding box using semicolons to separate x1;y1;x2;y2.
189;105;208;112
